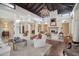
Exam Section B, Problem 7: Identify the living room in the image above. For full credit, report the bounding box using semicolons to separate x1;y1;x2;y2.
0;3;79;56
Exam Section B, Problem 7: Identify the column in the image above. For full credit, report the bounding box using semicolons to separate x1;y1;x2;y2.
28;24;31;39
35;24;38;35
14;22;20;37
72;19;79;42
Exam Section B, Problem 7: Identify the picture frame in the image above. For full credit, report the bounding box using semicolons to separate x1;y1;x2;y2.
50;18;56;26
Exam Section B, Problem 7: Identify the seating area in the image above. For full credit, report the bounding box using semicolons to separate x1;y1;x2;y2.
0;3;79;56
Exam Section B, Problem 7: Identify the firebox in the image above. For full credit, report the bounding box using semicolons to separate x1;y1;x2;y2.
2;31;9;38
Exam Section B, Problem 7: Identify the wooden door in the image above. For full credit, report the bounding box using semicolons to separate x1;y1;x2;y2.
62;22;70;44
62;22;69;36
43;24;48;33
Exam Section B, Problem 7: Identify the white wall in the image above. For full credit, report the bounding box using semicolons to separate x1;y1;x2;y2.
71;3;79;42
0;4;40;21
0;4;40;39
57;13;72;33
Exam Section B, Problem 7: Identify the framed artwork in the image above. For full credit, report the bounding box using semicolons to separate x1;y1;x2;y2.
50;18;56;26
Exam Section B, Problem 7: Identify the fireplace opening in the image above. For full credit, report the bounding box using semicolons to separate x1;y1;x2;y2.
2;31;9;38
51;30;58;34
51;30;55;33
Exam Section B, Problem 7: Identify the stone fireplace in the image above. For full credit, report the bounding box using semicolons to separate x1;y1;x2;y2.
0;19;14;42
49;27;59;34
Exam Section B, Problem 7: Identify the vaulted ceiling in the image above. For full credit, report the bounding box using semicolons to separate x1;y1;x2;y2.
15;3;75;16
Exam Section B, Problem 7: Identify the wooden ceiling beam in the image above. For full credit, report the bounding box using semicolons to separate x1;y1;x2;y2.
23;3;28;6
47;3;53;11
30;4;35;9
35;3;44;13
15;3;75;16
36;6;44;15
59;4;70;9
51;3;57;10
31;3;41;10
27;3;34;8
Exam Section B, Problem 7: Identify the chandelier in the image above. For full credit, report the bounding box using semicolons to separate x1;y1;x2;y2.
40;4;50;18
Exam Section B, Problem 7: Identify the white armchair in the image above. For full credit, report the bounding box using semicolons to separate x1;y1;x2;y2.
0;38;11;56
0;38;5;47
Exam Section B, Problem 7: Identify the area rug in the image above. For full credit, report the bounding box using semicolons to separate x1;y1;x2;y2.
46;39;65;56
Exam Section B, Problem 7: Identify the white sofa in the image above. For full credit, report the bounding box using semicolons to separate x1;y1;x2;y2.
0;46;11;56
33;34;47;48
